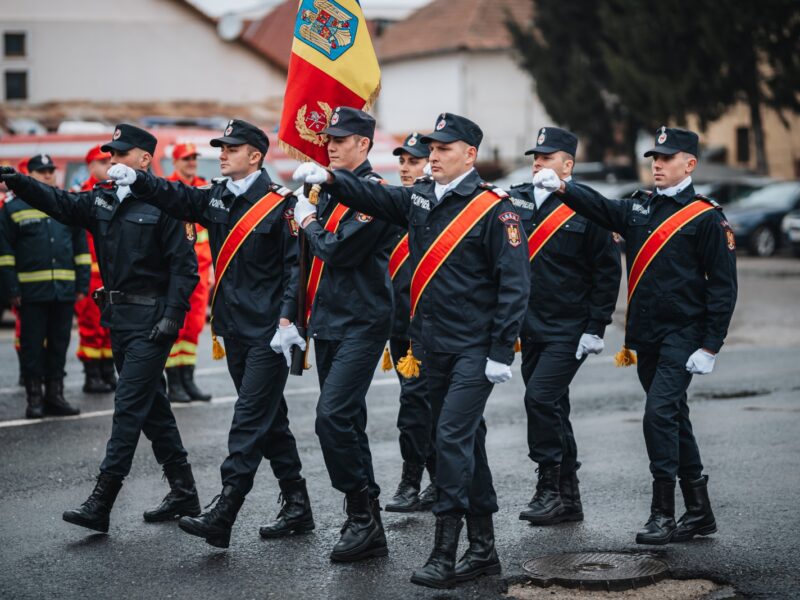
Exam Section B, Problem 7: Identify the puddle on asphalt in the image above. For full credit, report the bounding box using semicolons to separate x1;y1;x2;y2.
743;405;800;413
507;578;737;599
692;389;771;400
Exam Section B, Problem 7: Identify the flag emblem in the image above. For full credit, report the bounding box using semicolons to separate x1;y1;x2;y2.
297;0;357;60
295;101;333;146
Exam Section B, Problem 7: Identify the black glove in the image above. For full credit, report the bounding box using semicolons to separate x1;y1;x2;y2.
0;166;19;182
149;316;180;344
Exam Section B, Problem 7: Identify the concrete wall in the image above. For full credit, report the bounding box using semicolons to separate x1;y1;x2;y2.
1;0;286;104
375;49;551;164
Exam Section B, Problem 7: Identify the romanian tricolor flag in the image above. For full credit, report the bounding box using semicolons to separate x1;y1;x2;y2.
279;0;381;165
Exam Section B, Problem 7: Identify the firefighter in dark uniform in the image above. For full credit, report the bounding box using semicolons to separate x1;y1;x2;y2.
385;133;438;513
115;119;313;549
533;127;738;545
508;128;621;525
0;154;89;418
294;113;530;589
0;124;200;534
292;107;399;563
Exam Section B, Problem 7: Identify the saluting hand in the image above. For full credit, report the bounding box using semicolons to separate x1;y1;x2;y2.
292;162;330;185
107;164;138;186
532;168;562;193
485;358;513;384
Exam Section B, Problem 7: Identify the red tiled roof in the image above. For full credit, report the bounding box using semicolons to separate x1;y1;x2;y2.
377;0;534;63
239;0;297;72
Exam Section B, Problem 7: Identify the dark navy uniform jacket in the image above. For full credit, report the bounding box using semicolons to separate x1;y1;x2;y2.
0;194;90;303
326;168;530;365
508;182;621;343
4;175;197;331
304;160;399;342
131;169;298;345
560;181;737;353
389;229;413;340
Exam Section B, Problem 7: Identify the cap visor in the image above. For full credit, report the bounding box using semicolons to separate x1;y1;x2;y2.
524;145;560;156
100;140;135;153
30;166;56;173
321;126;357;137
210;136;248;148
644;145;681;157
392;145;429;158
419;131;461;144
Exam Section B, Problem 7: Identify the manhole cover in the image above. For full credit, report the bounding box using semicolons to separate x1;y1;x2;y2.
522;552;669;591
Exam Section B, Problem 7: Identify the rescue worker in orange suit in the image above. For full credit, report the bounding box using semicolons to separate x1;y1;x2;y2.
164;143;212;403
76;145;116;393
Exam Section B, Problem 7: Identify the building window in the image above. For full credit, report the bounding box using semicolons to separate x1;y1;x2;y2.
5;71;27;100
3;32;26;57
736;126;750;164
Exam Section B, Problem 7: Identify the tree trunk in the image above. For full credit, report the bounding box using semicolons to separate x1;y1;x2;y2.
747;87;769;175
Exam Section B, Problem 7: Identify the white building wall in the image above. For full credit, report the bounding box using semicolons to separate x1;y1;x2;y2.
376;49;550;164
1;0;286;104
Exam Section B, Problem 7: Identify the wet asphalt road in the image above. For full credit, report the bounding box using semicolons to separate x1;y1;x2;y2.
0;256;798;599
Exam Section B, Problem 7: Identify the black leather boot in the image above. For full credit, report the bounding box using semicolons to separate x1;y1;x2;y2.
559;470;584;521
179;485;244;548
370;496;387;547
417;478;438;511
410;514;463;589
673;475;717;541
181;365;211;401
143;462;201;522
385;462;424;512
24;377;45;419
455;513;501;582
63;472;123;533
519;464;566;524
44;378;80;416
82;361;113;394
636;480;677;545
101;358;117;390
259;478;315;538
166;367;191;403
330;487;388;562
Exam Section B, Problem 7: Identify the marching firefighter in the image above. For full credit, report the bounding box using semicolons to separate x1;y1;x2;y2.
76;145;116;393
1;124;200;533
385;133;437;513
114;119;312;549
164;142;212;403
294;112;530;588
0;154;89;419
534;126;737;545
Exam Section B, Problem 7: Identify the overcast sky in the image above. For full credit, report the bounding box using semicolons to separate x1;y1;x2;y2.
190;0;430;20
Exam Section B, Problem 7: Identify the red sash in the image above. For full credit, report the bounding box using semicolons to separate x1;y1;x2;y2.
210;191;287;312
388;234;410;280
626;200;715;302
305;203;350;322
526;202;576;261
409;190;503;317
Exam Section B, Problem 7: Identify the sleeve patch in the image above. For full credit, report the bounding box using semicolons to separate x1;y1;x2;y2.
499;212;522;247
184;222;196;241
498;211;520;224
284;208;299;237
355;212;374;223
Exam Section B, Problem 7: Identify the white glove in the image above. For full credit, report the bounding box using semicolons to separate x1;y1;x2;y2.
107;164;137;186
532;168;562;193
292;162;329;185
423;162;432;177
575;333;605;360
271;323;307;367
485;358;512;384
293;194;317;229
685;349;716;375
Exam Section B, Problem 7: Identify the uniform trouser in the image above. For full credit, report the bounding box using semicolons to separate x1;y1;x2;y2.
220;338;303;496
424;350;498;516
19;301;74;379
389;336;436;471
521;341;584;475
314;338;384;498
636;343;703;482
100;329;188;477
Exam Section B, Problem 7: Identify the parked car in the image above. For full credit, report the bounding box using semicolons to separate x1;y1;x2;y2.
694;176;773;205
780;210;800;257
724;181;800;256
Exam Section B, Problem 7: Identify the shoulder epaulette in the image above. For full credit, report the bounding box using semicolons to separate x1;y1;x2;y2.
510;182;529;189
270;182;293;197
414;175;433;184
365;174;386;184
212;177;227;185
695;193;722;210
479;181;509;198
630;189;652;201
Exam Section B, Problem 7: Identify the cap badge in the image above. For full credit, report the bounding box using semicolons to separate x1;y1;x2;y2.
113;129;121;140
225;126;233;136
537;129;546;145
331;112;340;126
407;135;417;146
657;130;668;144
436;119;446;131
41;155;50;165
